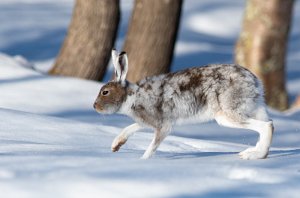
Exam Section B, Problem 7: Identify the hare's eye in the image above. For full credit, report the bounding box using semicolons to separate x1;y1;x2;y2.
102;90;109;96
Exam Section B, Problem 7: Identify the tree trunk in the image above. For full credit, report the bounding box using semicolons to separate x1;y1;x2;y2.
49;0;120;81
235;0;294;111
123;0;183;82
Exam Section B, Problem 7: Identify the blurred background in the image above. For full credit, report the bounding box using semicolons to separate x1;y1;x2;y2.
0;0;300;111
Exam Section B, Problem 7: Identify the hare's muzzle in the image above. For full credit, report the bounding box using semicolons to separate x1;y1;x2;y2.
93;101;105;113
93;101;101;110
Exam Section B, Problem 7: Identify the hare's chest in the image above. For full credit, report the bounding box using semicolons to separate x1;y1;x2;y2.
130;103;163;128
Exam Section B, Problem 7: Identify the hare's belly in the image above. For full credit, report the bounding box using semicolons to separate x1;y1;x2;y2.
174;108;214;125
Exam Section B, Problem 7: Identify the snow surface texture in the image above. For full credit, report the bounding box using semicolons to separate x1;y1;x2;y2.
0;0;300;197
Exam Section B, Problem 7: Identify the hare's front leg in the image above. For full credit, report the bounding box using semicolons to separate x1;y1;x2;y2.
141;125;171;159
112;123;143;152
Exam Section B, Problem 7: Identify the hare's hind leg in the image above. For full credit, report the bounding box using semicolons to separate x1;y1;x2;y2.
215;111;273;160
238;119;273;159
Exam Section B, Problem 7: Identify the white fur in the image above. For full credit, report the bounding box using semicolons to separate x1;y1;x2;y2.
99;50;275;160
111;123;142;152
111;49;128;85
111;49;121;80
215;112;273;159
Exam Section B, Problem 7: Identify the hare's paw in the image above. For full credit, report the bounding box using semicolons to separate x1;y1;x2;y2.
239;147;268;160
111;136;127;152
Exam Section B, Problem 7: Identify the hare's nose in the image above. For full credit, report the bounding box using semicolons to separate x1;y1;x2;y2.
93;102;97;109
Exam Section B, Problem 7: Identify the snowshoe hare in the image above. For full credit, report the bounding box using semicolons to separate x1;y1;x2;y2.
94;49;274;160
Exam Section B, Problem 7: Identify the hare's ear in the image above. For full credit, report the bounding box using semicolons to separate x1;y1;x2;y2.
118;51;128;85
112;49;121;81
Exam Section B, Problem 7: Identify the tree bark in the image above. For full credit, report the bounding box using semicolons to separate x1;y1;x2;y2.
49;0;120;81
123;0;183;82
235;0;294;111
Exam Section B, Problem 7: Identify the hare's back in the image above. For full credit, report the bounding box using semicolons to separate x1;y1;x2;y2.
134;64;263;125
164;64;263;119
165;64;261;92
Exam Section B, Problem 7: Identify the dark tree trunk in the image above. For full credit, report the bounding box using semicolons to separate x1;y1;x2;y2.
235;0;294;111
123;0;183;82
49;0;120;81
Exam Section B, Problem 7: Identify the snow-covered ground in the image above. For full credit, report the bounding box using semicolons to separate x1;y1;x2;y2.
0;0;300;197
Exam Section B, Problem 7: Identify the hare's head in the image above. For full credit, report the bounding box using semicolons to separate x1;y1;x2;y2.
94;49;129;114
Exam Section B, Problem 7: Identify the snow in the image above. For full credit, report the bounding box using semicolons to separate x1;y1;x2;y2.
0;106;299;198
0;0;300;197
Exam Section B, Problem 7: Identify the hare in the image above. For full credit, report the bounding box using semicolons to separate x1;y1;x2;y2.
93;49;274;160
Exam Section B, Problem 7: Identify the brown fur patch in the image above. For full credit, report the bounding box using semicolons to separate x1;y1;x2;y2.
155;83;165;115
138;82;153;91
112;139;127;152
127;87;135;96
215;90;220;105
229;77;234;86
132;104;161;128
145;84;153;91
196;92;207;107
179;73;202;92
